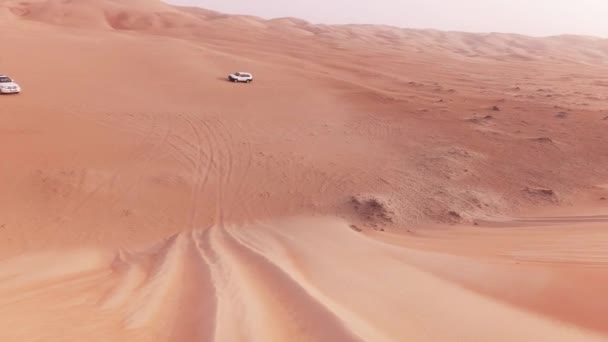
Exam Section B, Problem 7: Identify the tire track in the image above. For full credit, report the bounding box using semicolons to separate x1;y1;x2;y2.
227;120;255;222
182;114;216;230
97;232;218;342
131;114;177;204
200;115;255;224
191;228;221;342
164;130;199;169
194;116;223;227
208;224;363;341
72;108;254;231
194;225;255;342
70;112;160;214
204;115;234;227
226;221;407;342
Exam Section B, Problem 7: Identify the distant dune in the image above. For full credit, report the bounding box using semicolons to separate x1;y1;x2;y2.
3;0;608;63
1;0;608;340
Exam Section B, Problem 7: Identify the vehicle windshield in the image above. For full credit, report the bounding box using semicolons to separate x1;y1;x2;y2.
0;77;12;83
234;72;241;76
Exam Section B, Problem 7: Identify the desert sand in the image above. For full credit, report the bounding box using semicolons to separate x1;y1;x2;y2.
1;0;608;340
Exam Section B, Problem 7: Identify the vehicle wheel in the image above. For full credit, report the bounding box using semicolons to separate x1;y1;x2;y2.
246;79;251;83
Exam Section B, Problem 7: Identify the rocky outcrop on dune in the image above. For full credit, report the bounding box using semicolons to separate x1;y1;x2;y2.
348;194;395;230
523;187;559;203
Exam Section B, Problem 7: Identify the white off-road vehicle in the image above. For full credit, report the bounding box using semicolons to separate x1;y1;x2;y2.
228;72;253;83
0;75;21;94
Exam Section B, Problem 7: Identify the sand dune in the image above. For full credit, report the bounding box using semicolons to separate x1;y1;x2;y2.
0;217;606;341
1;0;608;340
3;0;608;63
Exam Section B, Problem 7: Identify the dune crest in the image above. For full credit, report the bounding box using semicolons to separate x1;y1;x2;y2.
0;217;606;341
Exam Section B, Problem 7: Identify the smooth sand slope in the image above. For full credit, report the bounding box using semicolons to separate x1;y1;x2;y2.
1;217;607;341
1;0;608;340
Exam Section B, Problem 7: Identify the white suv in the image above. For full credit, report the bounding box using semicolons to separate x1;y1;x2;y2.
228;72;253;83
0;75;21;94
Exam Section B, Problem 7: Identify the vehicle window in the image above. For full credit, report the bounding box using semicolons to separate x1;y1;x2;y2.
234;72;241;76
242;74;250;77
0;77;12;83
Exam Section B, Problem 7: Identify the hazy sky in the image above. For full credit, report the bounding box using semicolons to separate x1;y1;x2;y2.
168;0;608;37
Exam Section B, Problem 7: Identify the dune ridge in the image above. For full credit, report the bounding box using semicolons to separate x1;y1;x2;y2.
0;218;607;341
2;0;608;64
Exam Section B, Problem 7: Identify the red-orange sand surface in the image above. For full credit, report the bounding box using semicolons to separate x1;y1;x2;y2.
1;0;608;340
